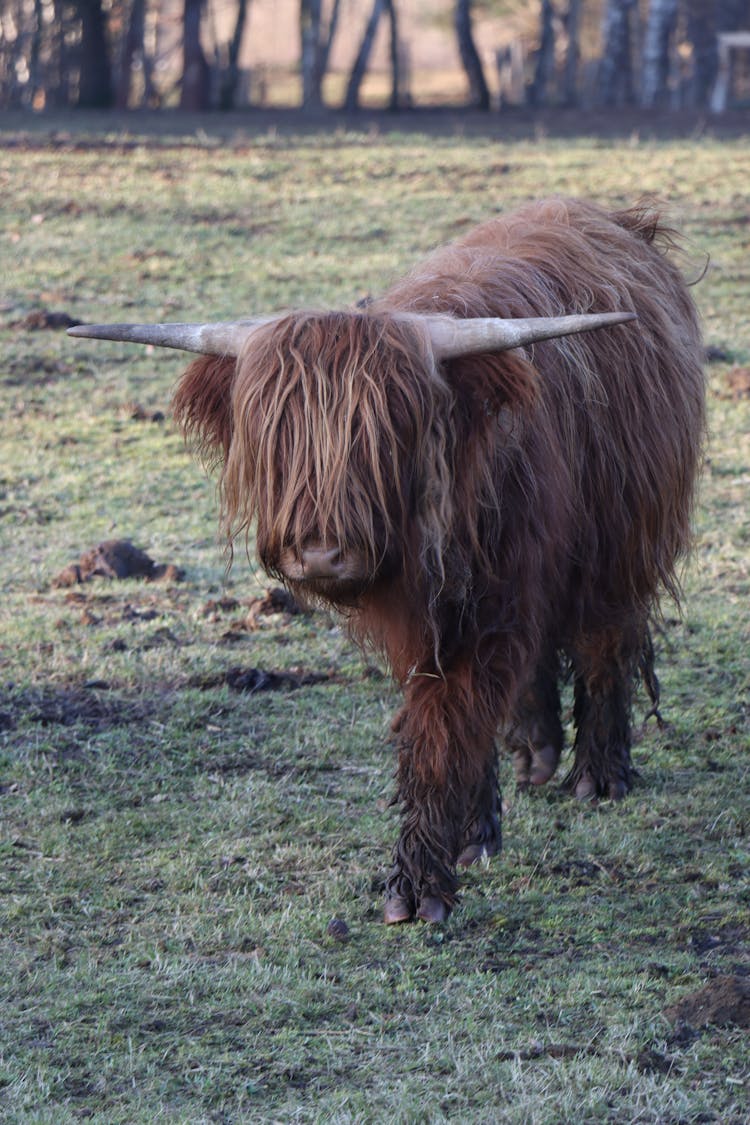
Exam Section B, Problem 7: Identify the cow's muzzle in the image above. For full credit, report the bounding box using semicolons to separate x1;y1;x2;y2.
276;545;372;597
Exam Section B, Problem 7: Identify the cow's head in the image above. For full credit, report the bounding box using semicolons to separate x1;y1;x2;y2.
68;309;634;605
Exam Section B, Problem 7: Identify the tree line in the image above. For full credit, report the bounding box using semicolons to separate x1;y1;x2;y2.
1;0;748;113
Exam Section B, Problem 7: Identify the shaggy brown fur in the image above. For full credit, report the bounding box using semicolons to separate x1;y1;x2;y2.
173;198;705;923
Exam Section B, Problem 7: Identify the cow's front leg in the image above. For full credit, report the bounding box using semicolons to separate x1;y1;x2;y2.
457;751;502;868
384;669;501;924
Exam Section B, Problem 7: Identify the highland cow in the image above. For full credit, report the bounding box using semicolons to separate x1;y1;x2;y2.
69;198;705;924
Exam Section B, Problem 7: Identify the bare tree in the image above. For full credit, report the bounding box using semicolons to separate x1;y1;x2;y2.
597;0;637;106
529;0;556;107
344;0;400;111
73;0;114;107
300;0;342;110
180;0;210;110
641;0;679;107
562;0;581;106
117;0;153;109
685;0;716;107
455;0;489;109
219;0;250;110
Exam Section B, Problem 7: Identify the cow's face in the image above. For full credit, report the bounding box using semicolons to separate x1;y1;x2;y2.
220;312;454;605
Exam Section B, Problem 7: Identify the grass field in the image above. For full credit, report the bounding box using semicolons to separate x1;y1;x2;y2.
1;114;748;1123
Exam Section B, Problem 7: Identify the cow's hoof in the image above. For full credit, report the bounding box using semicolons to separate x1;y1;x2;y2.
384;894;414;924
457;837;500;867
514;743;559;788
416;895;449;923
512;747;531;786
607;778;629;801
574;771;629;802
574;772;597;800
457;843;485;867
529;743;559;786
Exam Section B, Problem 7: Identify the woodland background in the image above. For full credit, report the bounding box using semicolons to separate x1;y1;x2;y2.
1;0;749;116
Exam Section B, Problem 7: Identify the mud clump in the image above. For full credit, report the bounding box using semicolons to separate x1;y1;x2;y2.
119;401;166;423
664;975;750;1030
245;587;306;628
16;309;80;331
191;665;334;694
723;367;750;400
53;539;183;587
203;587;309;641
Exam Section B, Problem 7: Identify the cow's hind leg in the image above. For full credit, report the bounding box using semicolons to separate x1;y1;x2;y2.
565;629;641;801
506;657;563;789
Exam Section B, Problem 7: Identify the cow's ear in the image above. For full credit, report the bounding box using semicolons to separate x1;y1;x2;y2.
172;355;236;465
444;350;539;416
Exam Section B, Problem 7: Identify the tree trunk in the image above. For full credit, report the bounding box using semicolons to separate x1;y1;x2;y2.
454;0;490;110
562;0;581;107
641;0;679;108
180;0;210;110
529;0;556;107
219;0;250;110
318;0;342;79
344;0;386;111
685;0;716;107
387;0;400;109
300;0;342;110
74;0;114;108
597;0;637;107
116;0;146;110
300;0;322;109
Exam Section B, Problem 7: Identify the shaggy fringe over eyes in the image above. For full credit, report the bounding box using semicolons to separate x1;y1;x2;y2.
220;311;457;592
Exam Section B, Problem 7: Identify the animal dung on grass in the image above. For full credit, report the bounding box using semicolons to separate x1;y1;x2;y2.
52;539;183;587
69;198;706;925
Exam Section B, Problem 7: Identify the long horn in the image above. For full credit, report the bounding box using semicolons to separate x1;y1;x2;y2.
66;318;274;357
420;312;638;360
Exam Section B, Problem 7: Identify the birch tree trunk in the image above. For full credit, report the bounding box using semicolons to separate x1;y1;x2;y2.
641;0;679;107
597;0;637;107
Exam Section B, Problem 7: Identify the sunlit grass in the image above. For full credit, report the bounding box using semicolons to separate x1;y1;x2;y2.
0;120;748;1123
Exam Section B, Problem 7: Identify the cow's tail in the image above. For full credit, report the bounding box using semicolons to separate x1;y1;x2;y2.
639;625;665;727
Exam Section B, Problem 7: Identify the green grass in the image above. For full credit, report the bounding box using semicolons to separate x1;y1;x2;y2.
1;116;748;1123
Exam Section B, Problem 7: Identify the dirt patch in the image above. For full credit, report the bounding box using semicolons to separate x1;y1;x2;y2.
3;355;76;387
4;682;148;731
202;586;309;640
722;367;750;400
118;401;167;424
688;920;749;966
53;539;184;587
664;975;750;1029
190;665;335;694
